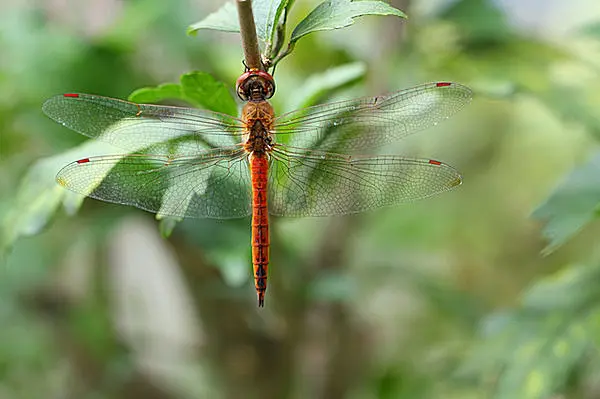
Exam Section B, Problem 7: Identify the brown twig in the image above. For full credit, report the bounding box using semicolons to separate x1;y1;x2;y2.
236;0;263;70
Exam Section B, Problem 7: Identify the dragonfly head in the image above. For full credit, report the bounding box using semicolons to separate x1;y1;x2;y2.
236;70;276;102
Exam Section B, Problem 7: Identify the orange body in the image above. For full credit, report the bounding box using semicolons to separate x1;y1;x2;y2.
250;154;269;307
242;100;275;307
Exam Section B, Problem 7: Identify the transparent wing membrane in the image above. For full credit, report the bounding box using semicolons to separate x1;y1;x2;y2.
273;82;472;153
56;148;252;219
43;93;244;155
47;82;469;219
268;145;462;217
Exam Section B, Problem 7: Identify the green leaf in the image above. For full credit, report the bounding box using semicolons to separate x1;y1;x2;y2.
158;217;180;238
128;71;238;116
283;62;366;111
187;2;239;34
532;153;600;255
180;71;238;116
128;83;183;104
253;0;289;46
187;0;290;47
1;141;119;254
290;0;406;44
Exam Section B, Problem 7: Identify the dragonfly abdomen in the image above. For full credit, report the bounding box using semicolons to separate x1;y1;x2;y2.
250;153;270;307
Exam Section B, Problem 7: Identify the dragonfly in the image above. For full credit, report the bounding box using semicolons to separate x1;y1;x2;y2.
43;69;472;307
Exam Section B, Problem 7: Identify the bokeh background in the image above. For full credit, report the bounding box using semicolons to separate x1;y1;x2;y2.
2;0;600;398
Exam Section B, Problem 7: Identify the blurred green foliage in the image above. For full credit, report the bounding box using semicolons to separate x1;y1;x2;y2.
2;0;600;398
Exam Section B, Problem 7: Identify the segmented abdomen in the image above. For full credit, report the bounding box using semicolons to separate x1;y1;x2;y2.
250;153;269;307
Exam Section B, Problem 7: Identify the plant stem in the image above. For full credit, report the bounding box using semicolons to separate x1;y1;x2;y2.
236;0;263;70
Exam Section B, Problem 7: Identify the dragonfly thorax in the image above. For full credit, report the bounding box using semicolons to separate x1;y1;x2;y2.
242;100;275;154
244;121;273;154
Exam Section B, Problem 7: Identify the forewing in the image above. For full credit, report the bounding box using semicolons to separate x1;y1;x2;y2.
273;82;472;152
57;148;252;219
268;145;462;217
43;93;244;155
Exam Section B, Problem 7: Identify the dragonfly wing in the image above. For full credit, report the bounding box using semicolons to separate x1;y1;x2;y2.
43;93;244;155
57;148;252;219
268;145;461;217
273;82;472;153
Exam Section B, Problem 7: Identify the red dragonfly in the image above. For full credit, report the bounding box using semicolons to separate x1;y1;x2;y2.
43;70;471;307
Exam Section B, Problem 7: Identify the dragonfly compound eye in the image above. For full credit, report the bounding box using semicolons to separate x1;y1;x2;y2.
236;70;276;101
